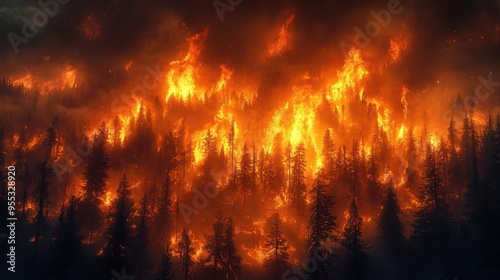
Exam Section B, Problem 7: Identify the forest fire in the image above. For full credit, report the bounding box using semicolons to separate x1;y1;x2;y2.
0;0;500;279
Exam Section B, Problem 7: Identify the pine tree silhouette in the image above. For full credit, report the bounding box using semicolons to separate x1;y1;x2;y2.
79;128;110;240
239;143;253;209
104;174;135;270
157;243;174;280
412;144;452;255
378;181;404;254
155;174;173;247
341;199;368;280
33;161;53;252
366;151;382;212
178;229;194;280
321;129;335;183
447;116;462;197
133;192;150;277
306;175;337;280
203;211;225;279
290;142;307;218
50;195;83;279
264;213;290;280
223;217;241;280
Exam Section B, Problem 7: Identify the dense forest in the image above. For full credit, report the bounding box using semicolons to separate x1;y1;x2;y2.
0;76;499;280
1;0;500;279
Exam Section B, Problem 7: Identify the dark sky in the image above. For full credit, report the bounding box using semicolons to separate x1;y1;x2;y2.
0;0;500;93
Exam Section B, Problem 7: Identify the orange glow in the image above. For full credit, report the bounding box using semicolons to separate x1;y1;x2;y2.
267;14;295;57
389;36;408;63
27;135;41;150
328;48;368;104
125;61;134;71
81;13;102;40
401;86;409;121
241;242;267;265
215;64;233;92
11;66;77;94
165;29;208;102
12;74;34;90
104;191;113;207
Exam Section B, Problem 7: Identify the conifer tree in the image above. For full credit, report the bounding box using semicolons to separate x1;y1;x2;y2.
33;161;53;249
405;128;419;191
461;114;480;199
133;192;150;276
79;129;110;240
285;143;293;189
51;195;83;278
178;229;194;280
239;143;253;208
268;134;285;196
264;213;290;279
412;144;452;254
447;116;462;197
366;151;382;210
104;174;135;270
203;129;218;165
155;174;173;246
378;181;404;254
321;129;335;183
228;118;236;175
158;243;174;280
290;143;307;218
223;217;241;280
341;199;368;280
203;211;225;279
349;140;362;198
306;176;337;279
160;130;180;173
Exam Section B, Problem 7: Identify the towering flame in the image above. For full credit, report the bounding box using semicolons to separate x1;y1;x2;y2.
267;14;295;57
328;48;368;104
165;29;208;102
